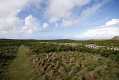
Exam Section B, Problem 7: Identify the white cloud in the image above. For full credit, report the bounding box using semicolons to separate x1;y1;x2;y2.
63;0;110;27
105;19;119;26
62;19;74;27
47;0;91;21
0;16;20;34
0;0;29;34
0;0;29;17
21;15;38;34
0;0;114;39
43;22;49;29
80;0;109;19
81;19;119;39
47;0;111;27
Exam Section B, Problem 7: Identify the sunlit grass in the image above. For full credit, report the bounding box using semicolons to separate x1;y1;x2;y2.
8;45;37;80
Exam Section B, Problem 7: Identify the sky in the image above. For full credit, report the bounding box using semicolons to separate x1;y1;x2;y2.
0;0;119;40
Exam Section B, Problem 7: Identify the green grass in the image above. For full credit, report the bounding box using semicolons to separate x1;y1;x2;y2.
8;45;37;80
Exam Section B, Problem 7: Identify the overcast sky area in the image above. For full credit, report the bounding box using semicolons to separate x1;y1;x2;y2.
0;0;119;40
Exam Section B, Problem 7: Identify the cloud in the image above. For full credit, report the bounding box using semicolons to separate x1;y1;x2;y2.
80;0;109;19
0;0;29;34
21;15;38;34
0;16;20;34
0;0;29;17
47;0;91;22
62;19;74;27
43;22;49;29
80;19;119;39
0;0;114;39
0;0;40;35
62;0;111;27
47;0;111;27
105;19;119;26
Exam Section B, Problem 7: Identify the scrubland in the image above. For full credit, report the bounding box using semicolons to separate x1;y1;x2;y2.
0;39;119;80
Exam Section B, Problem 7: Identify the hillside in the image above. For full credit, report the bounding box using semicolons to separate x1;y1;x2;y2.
112;36;119;40
0;40;119;80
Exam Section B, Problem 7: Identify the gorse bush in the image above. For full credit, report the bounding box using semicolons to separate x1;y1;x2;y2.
31;52;119;80
0;46;18;80
29;43;119;62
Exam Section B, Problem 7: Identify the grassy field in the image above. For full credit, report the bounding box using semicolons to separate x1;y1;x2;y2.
0;39;119;80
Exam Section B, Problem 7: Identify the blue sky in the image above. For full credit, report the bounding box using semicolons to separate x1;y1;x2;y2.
0;0;119;39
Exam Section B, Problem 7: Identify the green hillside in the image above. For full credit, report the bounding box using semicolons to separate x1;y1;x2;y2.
0;39;119;80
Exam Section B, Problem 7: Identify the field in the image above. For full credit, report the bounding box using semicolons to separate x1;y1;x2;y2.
0;39;119;80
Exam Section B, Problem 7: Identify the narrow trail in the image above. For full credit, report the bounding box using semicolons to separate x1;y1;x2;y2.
8;45;36;80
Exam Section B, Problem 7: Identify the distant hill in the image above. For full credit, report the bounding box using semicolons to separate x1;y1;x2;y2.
112;36;119;40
